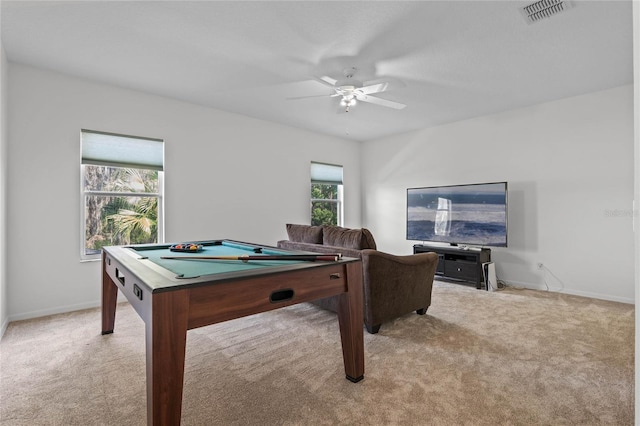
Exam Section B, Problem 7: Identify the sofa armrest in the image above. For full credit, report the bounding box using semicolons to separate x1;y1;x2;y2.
360;250;439;327
361;250;439;267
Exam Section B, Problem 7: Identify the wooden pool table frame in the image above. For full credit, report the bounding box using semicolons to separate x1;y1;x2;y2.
101;241;364;426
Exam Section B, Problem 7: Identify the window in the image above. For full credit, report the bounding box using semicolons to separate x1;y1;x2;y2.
81;130;164;260
310;162;343;226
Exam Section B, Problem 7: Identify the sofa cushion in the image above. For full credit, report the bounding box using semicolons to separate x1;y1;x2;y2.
286;224;323;244
323;226;376;250
277;240;364;259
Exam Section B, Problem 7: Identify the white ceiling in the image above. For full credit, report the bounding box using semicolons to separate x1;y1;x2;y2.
1;1;634;142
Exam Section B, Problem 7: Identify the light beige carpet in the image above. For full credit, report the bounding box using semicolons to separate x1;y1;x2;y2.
0;281;634;425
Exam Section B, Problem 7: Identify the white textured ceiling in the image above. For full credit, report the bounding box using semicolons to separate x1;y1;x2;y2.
1;1;634;142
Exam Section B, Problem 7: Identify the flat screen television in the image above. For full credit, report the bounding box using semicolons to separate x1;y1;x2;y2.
406;182;507;247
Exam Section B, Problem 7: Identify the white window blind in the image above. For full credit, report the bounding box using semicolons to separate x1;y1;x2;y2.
310;162;343;185
81;129;164;171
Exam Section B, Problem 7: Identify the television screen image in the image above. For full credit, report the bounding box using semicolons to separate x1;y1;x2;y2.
407;182;507;247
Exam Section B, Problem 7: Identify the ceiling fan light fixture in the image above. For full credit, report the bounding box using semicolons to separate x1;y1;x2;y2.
294;66;406;111
340;96;356;107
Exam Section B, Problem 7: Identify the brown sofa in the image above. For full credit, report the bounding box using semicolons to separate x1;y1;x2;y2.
277;224;438;334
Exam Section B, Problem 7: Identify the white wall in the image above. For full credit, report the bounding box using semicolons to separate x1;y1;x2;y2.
632;0;639;419
4;64;635;319
362;85;634;303
0;39;8;335
7;63;361;321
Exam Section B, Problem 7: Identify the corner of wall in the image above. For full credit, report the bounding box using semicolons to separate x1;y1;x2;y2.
0;38;8;338
632;0;639;419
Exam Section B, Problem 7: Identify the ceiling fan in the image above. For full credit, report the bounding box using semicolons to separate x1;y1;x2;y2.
292;67;407;113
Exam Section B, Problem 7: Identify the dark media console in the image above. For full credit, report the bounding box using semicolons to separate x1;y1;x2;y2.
413;244;491;289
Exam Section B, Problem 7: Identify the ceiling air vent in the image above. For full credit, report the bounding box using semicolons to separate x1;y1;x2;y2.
522;0;573;24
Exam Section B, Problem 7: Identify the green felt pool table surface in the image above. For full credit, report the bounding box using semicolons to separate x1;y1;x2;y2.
103;239;351;293
135;239;311;279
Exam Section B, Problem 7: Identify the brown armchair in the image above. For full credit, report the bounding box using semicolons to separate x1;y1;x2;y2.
277;225;438;334
361;250;438;334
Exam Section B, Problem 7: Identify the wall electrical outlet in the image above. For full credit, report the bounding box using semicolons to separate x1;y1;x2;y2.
537;262;544;270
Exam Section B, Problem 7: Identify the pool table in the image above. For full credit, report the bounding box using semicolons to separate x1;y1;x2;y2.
101;239;364;426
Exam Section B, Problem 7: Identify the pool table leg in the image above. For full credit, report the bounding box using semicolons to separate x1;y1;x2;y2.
101;252;118;335
337;261;365;383
146;289;190;426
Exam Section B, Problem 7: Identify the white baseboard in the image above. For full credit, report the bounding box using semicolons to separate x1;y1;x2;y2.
0;317;8;340
4;278;633;333
501;279;634;305
7;300;102;323
5;293;129;326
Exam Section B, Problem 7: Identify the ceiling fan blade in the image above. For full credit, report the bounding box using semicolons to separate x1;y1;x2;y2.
358;82;389;95
286;94;332;100
313;75;338;88
356;94;406;110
